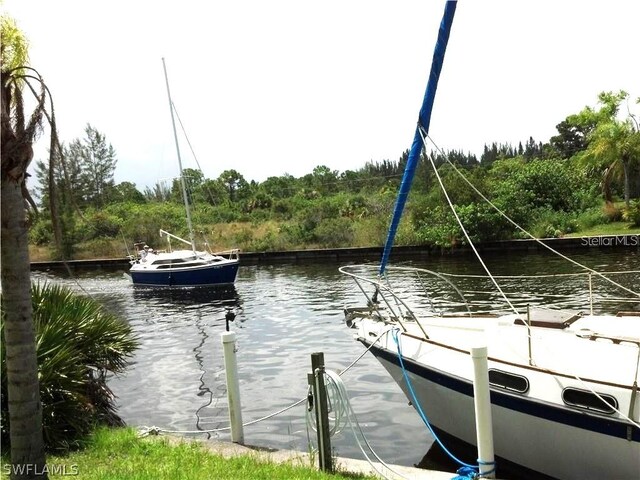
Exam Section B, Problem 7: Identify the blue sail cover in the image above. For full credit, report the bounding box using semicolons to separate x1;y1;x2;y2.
379;0;457;276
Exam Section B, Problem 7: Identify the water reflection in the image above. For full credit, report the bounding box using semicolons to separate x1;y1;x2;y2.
131;284;241;308
30;249;640;475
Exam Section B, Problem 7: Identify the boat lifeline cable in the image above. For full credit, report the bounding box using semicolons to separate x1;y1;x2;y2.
378;0;457;277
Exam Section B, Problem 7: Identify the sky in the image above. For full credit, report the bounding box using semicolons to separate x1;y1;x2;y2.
3;0;639;191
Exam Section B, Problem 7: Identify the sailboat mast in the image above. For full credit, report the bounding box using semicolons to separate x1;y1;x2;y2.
378;0;457;276
162;57;197;252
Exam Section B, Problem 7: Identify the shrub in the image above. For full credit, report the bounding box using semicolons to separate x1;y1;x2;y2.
602;202;623;222
29;218;53;245
80;211;122;241
529;209;580;238
622;200;640;226
313;217;355;248
575;207;608;230
1;283;138;451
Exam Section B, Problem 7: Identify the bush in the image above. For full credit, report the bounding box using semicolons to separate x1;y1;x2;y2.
1;283;138;451
622;200;640;226
413;206;462;247
603;202;623;222
529;209;580;238
575;206;608;230
29;218;53;245
313;217;355;248
492;160;593;221
78;211;122;241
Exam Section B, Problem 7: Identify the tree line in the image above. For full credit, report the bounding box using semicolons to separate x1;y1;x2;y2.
2;13;639;478
29;90;640;258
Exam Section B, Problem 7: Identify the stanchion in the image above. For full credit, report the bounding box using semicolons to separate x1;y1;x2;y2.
471;346;495;479
222;331;244;444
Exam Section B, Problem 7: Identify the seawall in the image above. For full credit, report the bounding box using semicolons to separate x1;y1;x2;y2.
30;233;639;272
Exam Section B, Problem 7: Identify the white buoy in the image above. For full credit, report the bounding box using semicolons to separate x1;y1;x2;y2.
471;346;495;478
222;331;244;444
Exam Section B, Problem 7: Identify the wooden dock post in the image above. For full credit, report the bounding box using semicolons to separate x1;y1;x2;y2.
309;352;333;473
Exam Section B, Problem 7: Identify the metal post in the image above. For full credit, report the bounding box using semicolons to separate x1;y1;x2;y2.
471;346;495;479
310;352;333;473
527;304;533;366
588;273;594;315
222;331;244;444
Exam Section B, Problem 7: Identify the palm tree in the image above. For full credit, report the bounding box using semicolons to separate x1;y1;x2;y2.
1;15;62;478
2;282;138;451
575;91;640;208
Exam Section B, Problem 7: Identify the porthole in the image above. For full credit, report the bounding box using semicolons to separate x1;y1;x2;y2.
488;369;529;393
562;387;617;414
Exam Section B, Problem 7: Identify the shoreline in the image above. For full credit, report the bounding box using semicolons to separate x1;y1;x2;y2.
30;233;639;272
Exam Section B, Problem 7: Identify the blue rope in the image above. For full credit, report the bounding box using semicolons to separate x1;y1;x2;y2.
391;329;496;479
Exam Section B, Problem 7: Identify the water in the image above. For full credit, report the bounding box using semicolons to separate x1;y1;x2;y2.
31;248;639;470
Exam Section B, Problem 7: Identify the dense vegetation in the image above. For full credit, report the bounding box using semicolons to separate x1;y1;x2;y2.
31;91;640;260
1;283;138;452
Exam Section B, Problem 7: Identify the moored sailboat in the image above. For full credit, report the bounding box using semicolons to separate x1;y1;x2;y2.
341;2;640;479
128;59;240;287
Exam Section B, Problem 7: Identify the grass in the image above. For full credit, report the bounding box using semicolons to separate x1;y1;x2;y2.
565;221;640;237
1;428;372;480
27;216;640;262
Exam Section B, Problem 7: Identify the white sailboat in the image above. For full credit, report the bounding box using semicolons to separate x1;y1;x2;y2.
341;2;640;479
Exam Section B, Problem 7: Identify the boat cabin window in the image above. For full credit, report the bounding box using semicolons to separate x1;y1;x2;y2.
562;387;618;414
488;369;529;393
151;257;201;267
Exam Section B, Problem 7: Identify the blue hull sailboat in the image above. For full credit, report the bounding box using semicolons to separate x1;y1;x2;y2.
341;2;640;479
128;59;240;287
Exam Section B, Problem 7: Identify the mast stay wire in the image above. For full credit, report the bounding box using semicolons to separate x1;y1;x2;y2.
418;127;519;315
421;130;640;300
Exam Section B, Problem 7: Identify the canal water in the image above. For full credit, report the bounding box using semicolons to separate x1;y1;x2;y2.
32;248;639;471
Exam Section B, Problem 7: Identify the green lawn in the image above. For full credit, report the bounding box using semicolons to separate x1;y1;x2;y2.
566;221;640;237
1;428;372;480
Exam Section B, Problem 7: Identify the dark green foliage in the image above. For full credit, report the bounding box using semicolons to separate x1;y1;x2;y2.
339;195;370;218
29;217;53;245
528;209;581;238
623;200;640;226
77;210;123;241
30;91;638;254
492;159;594;218
244;192;273;213
313;217;355;247
108;182;146;204
550;119;593;159
455;203;513;242
412;206;461;247
1;283;138;452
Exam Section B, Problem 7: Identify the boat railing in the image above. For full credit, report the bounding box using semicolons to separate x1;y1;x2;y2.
340;265;480;339
214;249;240;261
341;265;640;322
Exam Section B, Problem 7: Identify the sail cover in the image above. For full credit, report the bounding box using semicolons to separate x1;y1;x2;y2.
379;0;457;276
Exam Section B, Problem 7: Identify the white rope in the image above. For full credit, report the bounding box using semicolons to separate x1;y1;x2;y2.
419;127;519;315
306;369;412;480
423;133;640;300
137;329;392;437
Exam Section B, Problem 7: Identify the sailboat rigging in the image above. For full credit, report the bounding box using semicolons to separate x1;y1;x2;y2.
341;2;640;479
128;58;240;287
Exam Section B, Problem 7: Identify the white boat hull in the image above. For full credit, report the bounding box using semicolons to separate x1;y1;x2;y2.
368;338;640;480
